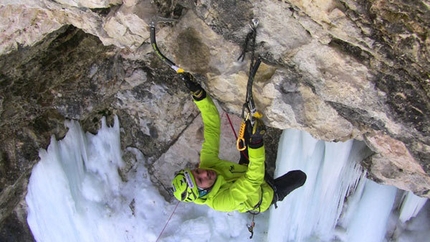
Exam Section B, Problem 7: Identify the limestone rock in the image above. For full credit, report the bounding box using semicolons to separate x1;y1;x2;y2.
0;0;429;240
54;0;121;9
363;132;430;196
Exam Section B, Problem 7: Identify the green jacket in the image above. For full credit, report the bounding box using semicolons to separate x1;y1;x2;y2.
193;96;274;213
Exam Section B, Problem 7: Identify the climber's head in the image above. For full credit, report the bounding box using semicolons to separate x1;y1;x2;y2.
171;168;217;202
172;169;199;202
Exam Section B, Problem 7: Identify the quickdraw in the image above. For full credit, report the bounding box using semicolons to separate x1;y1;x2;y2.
236;19;263;151
236;113;248;151
247;214;256;239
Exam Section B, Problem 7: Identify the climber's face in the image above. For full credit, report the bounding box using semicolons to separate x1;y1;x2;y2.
191;168;217;189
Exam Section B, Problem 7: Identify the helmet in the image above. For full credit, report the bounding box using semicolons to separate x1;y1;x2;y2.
171;169;199;202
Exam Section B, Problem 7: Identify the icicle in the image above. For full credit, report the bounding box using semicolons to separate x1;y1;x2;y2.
399;191;428;223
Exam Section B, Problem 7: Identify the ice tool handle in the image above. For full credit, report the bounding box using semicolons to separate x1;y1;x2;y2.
236;57;263;152
150;22;185;74
243;57;263;126
242;18;262;127
236;19;263;151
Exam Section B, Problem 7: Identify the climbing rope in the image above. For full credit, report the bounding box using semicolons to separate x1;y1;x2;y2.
225;112;238;140
225;112;249;160
155;201;180;242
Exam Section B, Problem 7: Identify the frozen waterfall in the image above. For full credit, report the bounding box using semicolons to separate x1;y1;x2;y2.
268;129;429;242
26;118;429;242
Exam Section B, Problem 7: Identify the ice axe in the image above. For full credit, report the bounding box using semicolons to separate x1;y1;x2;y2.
150;22;185;74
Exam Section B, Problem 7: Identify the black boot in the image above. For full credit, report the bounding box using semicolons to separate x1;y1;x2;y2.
274;170;307;202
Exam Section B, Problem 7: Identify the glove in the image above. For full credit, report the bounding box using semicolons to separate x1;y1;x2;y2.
179;72;206;100
248;118;266;148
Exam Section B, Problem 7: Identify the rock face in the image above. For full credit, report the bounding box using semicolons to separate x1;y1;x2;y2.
0;0;429;240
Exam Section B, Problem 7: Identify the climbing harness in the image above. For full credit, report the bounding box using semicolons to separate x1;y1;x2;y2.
150;22;185;74
236;19;263;152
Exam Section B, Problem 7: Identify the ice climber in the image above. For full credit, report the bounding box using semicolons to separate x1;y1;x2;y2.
171;73;307;214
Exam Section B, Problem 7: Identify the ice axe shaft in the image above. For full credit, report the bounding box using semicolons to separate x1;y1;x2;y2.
150;22;184;74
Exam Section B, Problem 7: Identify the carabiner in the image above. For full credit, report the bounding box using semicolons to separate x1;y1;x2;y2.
250;18;259;30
